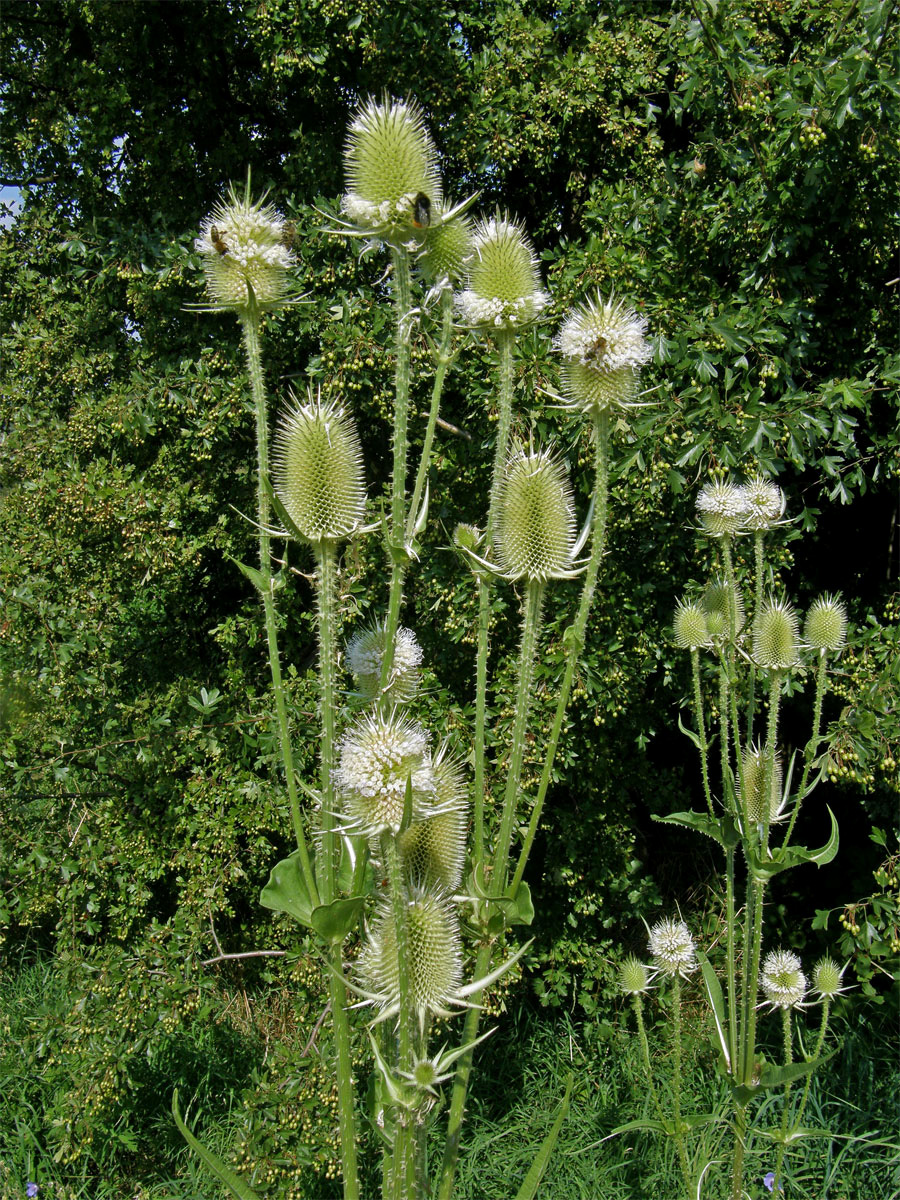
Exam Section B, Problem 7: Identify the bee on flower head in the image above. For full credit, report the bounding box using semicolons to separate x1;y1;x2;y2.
209;225;229;256
280;221;297;249
411;192;431;229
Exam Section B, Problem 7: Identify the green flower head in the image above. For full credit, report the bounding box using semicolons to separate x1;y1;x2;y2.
753;598;800;670
804;594;848;654
494;445;578;581
673;598;712;650
345;623;423;703
398;744;469;891
456;213;548;329
417;202;475;287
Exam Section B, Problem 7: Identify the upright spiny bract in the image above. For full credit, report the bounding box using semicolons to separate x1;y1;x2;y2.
272;391;366;545
754;598;800;670
494;446;578;581
196;184;295;312
760;949;807;1010
648;917;697;979
556;293;651;416
341;95;442;243
334;710;435;838
456;214;548;328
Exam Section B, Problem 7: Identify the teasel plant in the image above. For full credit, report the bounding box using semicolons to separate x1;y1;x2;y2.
176;91;651;1200
610;475;849;1199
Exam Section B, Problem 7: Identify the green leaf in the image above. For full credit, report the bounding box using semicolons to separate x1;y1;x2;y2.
228;555;268;595
653;810;741;852
749;808;839;880
263;472;307;544
310;895;366;942
511;1073;573;1200
259;850;316;928
676;711;702;750
697;948;731;1072
758;1050;835;1090
172;1090;263;1200
607;1116;668;1137
504;881;535;927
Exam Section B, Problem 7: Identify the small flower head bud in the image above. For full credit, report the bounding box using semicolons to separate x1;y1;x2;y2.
398;744;468;890
648;916;697;978
673;599;712;650
272;391;366;544
804;594;848;654
702;578;745;640
696;479;746;538
360;885;463;1023
619;955;651;995
345;624;423;703
754;598;800;670
417;205;474;287
556;294;651;416
811;955;847;999
195;184;295;312
740;474;785;531
760;949;807;1009
342;95;442;242
740;744;785;826
456;214;548;329
334;710;435;837
494;445;577;581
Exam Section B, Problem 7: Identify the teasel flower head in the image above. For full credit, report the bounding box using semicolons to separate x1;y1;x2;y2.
754;597;800;670
811;955;850;1000
195;182;295;312
701;577;745;641
619;955;652;995
345;623;423;703
494;445;579;581
417;202;475;289
696;478;746;538
358;884;463;1026
740;474;786;531
272;390;366;544
556;294;651;416
804;594;848;654
740;743;786;827
760;948;807;1010
648;916;697;979
334;710;435;838
398;744;469;890
341;95;442;244
456;213;548;329
673;598;713;650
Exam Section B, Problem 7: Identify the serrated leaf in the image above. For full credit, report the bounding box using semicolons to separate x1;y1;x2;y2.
653;810;741;851
758;1050;835;1090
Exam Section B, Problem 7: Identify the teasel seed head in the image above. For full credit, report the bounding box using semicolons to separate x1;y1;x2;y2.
740;743;785;826
494;445;578;581
760;948;807;1010
195;183;295;312
456;213;548;329
341;95;442;243
740;474;786;531
701;578;745;640
272;390;366;544
811;955;848;999
334;710;435;838
556;294;651;416
753;598;800;670
345;623;423;703
359;884;463;1024
648;916;697;978
398;744;469;891
696;479;746;538
418;204;475;287
804;594;848;654
619;955;652;995
673;598;713;650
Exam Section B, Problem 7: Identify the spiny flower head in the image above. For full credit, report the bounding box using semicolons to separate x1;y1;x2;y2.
398;744;468;890
811;955;849;999
417;204;474;287
740;743;785;826
696;479;746;538
673;598;712;650
345;623;423;703
740;474;785;531
804;594;848;654
272;390;366;544
556;294;651;416
494;445;578;581
619;955;652;995
456;214;548;329
359;884;463;1024
753;598;800;670
648;916;697;978
195;183;295;312
760;949;807;1009
342;95;441;242
701;578;745;640
334;710;435;837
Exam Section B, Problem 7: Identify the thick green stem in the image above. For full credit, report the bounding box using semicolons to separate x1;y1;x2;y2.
671;975;693;1195
486;329;516;540
406;288;455;545
773;1007;794;1190
782;652;828;848
239;309;317;903
313;542;338;903
509;409;610;895
725;846;739;1075
632;993;667;1126
382;832;414;1200
690;647;715;817
328;958;360;1200
794;998;831;1133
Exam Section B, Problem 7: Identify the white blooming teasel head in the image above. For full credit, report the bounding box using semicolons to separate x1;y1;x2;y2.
556;293;651;416
272;390;366;545
760;949;807;1010
345;623;423;703
648;916;697;979
341;94;442;244
696;479;747;539
739;474;786;531
195;180;296;312
398;743;469;891
334;709;436;838
456;213;548;329
493;445;580;581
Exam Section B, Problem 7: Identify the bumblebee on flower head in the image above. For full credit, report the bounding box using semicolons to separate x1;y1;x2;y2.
411;192;431;229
